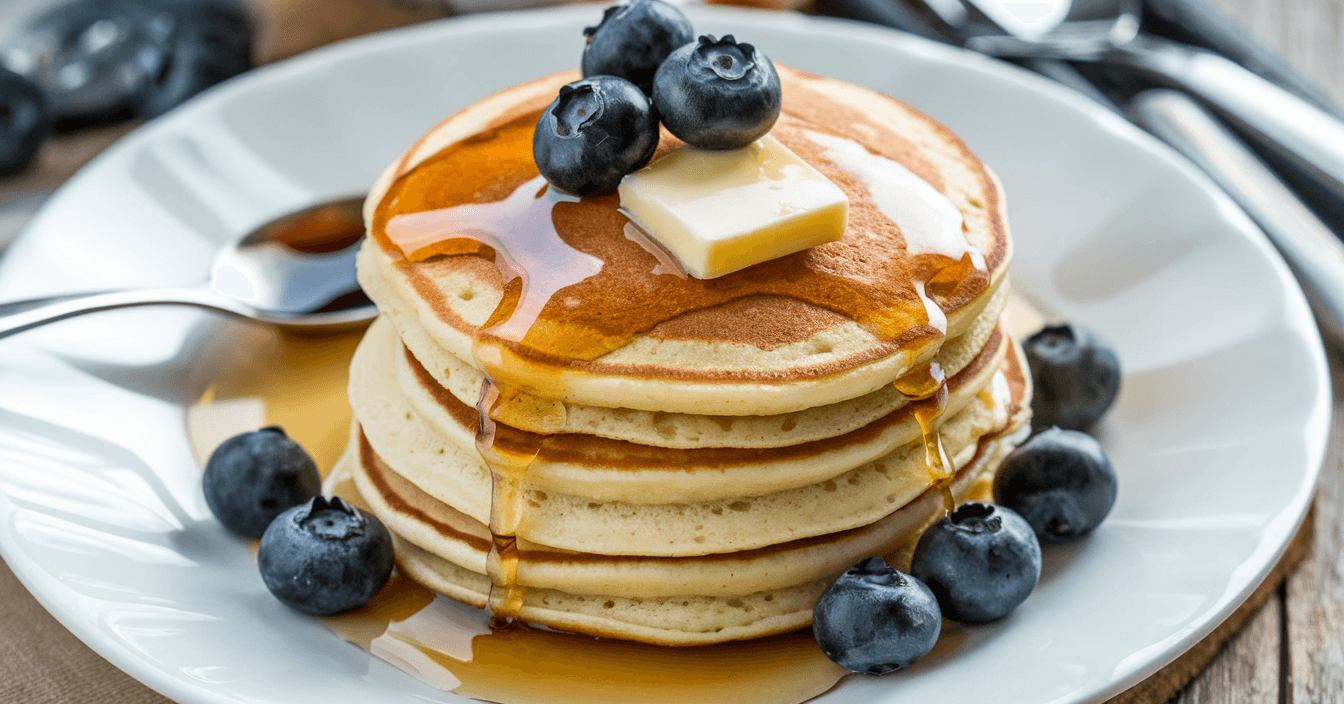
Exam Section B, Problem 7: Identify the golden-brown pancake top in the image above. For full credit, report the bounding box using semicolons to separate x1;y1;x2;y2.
367;67;1008;369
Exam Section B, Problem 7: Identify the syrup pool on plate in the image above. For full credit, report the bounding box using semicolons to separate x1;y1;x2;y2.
186;325;850;704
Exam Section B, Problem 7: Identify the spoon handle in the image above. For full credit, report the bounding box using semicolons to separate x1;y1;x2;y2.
1111;35;1344;205
1141;0;1344;118
0;288;258;339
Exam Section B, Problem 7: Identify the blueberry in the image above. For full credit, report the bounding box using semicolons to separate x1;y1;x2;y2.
257;496;395;615
812;557;941;675
134;0;252;118
3;0;250;126
652;34;781;150
0;69;50;176
4;0;153;125
533;75;659;196
910;502;1041;623
202;426;321;538
993;427;1117;545
1025;322;1121;431
581;0;693;96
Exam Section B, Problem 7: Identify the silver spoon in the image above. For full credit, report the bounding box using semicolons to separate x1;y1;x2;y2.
964;0;1344;206
0;197;376;339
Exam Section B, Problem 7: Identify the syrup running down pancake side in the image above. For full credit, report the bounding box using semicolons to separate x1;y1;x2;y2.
893;361;957;513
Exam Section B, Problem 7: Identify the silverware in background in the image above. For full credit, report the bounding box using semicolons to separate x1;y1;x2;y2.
967;0;1344;226
1130;88;1344;344
820;0;1344;344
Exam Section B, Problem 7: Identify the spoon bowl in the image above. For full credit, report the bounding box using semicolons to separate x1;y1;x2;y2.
0;196;377;339
210;197;373;325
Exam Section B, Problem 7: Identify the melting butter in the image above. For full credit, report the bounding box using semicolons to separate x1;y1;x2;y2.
803;130;984;269
617;136;849;279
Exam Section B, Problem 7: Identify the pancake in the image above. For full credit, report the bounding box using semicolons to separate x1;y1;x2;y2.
366;256;1010;445
357;314;1013;503
340;61;1030;645
344;422;1017;598
393;537;833;646
334;417;1024;645
349;315;1030;555
357;66;1013;416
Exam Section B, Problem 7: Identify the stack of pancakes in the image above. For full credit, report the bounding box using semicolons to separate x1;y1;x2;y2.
335;67;1030;645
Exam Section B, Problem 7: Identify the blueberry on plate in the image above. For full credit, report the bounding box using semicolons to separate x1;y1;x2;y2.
910;502;1041;623
258;496;395;615
652;34;781;150
812;556;941;675
1025;322;1121;431
993;427;1117;545
533;75;659;196
202;426;321;538
0;69;50;176
135;0;252;118
581;0;693;96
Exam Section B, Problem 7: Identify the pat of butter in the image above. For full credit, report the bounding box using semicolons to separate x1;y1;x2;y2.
618;136;849;279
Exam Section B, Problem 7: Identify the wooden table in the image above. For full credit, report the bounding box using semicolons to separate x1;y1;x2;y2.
0;0;1341;702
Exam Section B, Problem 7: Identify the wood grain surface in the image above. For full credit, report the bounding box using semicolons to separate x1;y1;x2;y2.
1210;0;1344;107
0;0;1342;703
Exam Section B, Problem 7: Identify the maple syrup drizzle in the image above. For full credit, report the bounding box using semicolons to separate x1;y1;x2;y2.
374;112;988;365
391;174;614;627
473;376;543;628
387;176;600;343
893;360;956;514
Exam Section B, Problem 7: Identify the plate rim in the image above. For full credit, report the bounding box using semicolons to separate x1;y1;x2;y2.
0;5;1329;704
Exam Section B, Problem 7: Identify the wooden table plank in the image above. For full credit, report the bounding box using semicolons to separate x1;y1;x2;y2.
1208;0;1344;107
1173;591;1283;704
1285;346;1344;703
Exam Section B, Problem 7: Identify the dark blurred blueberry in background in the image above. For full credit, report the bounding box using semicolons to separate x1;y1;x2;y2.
3;0;152;127
0;67;49;175
135;0;252;118
1;0;251;129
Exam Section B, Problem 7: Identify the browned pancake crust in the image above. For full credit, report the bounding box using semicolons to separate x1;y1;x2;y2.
367;67;1008;379
402;325;1007;470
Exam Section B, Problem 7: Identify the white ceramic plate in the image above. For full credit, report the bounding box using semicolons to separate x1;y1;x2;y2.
0;6;1328;704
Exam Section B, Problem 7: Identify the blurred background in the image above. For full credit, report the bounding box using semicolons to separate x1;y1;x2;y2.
1;0;1341;254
